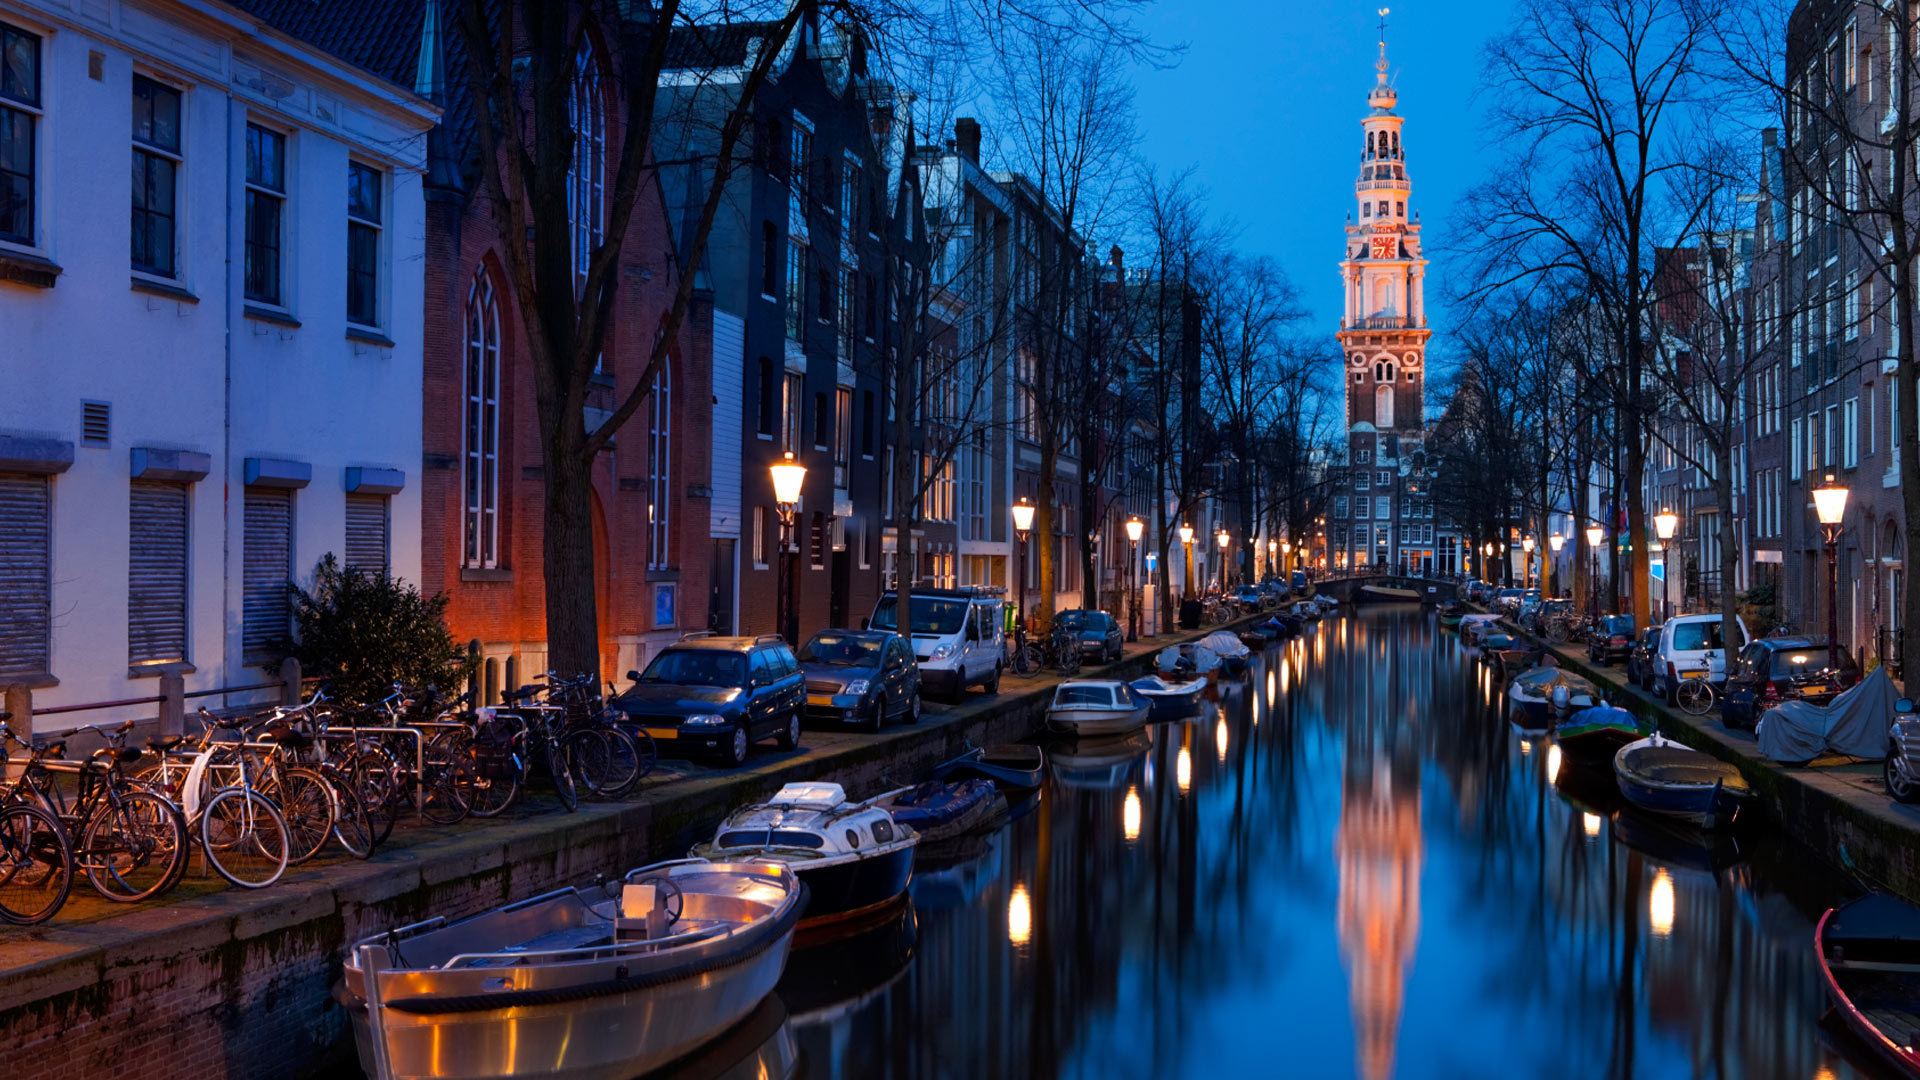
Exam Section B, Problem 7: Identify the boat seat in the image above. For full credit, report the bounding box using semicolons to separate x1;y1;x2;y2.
1624;748;1749;790
448;925;615;968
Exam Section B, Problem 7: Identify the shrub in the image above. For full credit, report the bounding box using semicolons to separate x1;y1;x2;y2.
288;555;474;705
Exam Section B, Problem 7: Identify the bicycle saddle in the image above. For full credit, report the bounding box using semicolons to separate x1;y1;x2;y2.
500;685;542;704
146;734;186;753
257;722;312;750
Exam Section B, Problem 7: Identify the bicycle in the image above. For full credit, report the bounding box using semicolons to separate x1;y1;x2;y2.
139;711;291;889
0;713;74;925
4;720;188;903
1675;675;1717;716
1014;625;1083;677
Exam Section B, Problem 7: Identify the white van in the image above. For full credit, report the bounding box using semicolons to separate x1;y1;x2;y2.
868;587;1004;699
1651;613;1750;703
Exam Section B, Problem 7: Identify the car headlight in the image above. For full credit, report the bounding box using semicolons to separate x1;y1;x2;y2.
929;644;954;660
844;679;870;697
683;713;727;727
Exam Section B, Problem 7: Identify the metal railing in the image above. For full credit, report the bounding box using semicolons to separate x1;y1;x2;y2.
1343;316;1424;331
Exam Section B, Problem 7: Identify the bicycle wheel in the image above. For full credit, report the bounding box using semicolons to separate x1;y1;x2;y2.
271;767;337;864
627;726;658;784
328;777;376;859
199;787;290;888
0;803;73;925
81;790;188;902
575;728;642;800
1677;679;1716;716
1546;621;1569;645
544;737;579;812
348;748;399;847
1015;643;1044;677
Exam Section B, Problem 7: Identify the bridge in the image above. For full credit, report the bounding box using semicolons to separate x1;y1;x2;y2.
1311;571;1459;606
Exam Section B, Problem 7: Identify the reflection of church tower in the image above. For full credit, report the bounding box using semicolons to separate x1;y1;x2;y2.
1336;722;1423;1080
1336;16;1433;572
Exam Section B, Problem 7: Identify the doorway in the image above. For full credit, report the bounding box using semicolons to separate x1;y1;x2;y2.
831;548;851;629
709;540;736;634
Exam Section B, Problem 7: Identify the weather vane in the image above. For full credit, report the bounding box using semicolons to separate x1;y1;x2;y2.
1378;7;1390;45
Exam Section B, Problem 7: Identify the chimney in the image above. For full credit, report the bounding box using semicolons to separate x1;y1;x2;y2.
955;117;981;162
1109;244;1124;281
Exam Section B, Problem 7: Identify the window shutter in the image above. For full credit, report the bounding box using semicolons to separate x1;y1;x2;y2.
345;493;389;573
0;473;51;676
128;481;188;665
243;488;292;661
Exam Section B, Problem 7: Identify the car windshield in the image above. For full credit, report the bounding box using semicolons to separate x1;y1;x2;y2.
638;649;746;687
1058;611;1101;630
1602;616;1635;635
1770;648;1837;677
799;634;883;666
869;596;969;635
1670;620;1738;651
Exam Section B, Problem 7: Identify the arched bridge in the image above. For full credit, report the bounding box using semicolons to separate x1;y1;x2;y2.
1312;572;1459;606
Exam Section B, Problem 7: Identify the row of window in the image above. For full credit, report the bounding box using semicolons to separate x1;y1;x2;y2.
1785;395;1863;479
0;472;388;677
0;23;390;325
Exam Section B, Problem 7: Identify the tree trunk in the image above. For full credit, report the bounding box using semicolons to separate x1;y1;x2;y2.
540;417;600;679
1716;448;1739;659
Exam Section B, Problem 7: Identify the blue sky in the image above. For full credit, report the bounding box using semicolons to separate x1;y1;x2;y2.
1124;1;1519;339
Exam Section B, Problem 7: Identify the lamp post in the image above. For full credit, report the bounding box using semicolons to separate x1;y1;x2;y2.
1522;535;1535;590
1011;498;1035;636
1267;538;1277;579
1126;516;1144;641
770;452;808;643
1178;522;1195;600
1813;475;1850;652
1282;539;1292;571
1549;532;1565;597
1653;507;1678;623
1584;524;1605;618
1216;529;1231;592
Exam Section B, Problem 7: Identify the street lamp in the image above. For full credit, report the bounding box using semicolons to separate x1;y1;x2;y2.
1011;498;1035;637
1267;538;1277;577
770;452;808;643
1522;535;1535;590
1282;539;1292;576
1549;532;1566;598
1653;507;1679;623
1584;524;1605;618
1125;516;1144;642
1813;475;1850;652
1178;522;1195;600
1216;529;1231;592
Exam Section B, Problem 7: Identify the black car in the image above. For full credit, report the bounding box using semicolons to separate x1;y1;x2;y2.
1057;609;1124;664
615;633;804;766
1721;637;1861;730
798;629;921;732
1586;615;1637;665
1625;625;1662;690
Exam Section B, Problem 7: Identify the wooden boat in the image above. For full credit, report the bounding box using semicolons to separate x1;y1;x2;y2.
1554;702;1652;759
931;744;1044;793
691;783;917;929
1612;733;1753;829
342;859;805;1080
1130;675;1208;720
874;779;1001;844
1817;893;1920;1078
1357;582;1422;602
1046;679;1150;736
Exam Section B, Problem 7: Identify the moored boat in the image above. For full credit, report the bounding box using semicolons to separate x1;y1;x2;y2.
1130;674;1208;720
1507;668;1598;726
1046;679;1150;736
930;743;1044;793
1357;582;1422;602
874;779;1002;844
1613;732;1753;829
1050;730;1152;789
1817;893;1920;1078
341;859;806;1080
1200;631;1252;676
691;783;918;930
1555;701;1652;759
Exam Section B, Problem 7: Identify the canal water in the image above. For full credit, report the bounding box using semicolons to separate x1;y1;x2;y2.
769;604;1881;1080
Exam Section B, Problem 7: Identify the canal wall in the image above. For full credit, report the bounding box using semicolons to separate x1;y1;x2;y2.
0;627;1235;1080
1480;613;1920;902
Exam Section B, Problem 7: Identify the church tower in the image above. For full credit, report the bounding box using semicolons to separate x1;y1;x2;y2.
1336;16;1433;571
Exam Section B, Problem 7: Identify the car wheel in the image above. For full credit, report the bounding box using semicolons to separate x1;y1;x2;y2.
775;712;802;751
984;666;1000;695
723;725;750;768
862;700;884;734
1887;742;1920;803
906;692;922;724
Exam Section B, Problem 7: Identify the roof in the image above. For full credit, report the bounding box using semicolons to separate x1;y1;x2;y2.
661;20;781;70
664;634;785;652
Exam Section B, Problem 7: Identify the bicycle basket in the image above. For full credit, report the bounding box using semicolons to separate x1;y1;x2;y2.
470;722;517;779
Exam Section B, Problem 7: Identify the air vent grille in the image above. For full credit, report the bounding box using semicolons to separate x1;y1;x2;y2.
81;401;110;446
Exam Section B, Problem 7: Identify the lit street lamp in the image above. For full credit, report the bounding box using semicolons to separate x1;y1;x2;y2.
1125;516;1144;642
770;452;808;643
1549;532;1566;598
1653;507;1678;623
1011;498;1035;637
1267;538;1277;577
1585;524;1605;618
1522;535;1535;590
1216;529;1231;592
1813;475;1850;653
1178;522;1195;599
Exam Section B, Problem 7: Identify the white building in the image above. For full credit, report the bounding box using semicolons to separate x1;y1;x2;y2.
0;0;436;732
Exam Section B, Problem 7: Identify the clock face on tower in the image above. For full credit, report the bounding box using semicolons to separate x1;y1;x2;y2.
1370;235;1397;261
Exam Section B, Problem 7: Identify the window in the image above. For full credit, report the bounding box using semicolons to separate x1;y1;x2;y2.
757;358;776;437
243;488;293;662
1376;470;1391;488
345;493;389;573
1375;383;1394;427
0;472;50;675
1844;397;1860;469
753;506;769;569
790;118;811;190
841;162;858;222
783;373;803;455
833;387;851;486
131;76;182;277
1356;496;1371;519
760;222;779;296
785;240;807;339
647;362;672;569
464;271;501;567
813;392;829;451
568;43;605;299
1;22;41;244
1809;410;1822;471
1790;417;1803;479
861;390;875;458
128;480;190;666
244;125;286;305
347;162;383;325
1375;496;1391;520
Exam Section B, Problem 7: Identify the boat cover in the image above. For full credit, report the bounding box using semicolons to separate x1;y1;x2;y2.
1756;666;1896;764
1511;669;1595;695
1201;631;1251;658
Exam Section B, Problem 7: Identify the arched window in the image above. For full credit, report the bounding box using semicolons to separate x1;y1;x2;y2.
464;270;501;568
1377;200;1388;218
1375;360;1396;383
1391;131;1400;156
1367;131;1375;158
1375;384;1395;428
647;347;673;570
568;42;606;298
1362;202;1372;218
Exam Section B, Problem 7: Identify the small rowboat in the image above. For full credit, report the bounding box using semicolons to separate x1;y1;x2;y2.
1612;733;1753;829
1130;675;1208;720
1555;702;1651;760
875;779;1002;844
1817;894;1920;1078
931;744;1044;793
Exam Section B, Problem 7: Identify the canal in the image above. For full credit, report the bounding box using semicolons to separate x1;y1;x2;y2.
770;604;1878;1080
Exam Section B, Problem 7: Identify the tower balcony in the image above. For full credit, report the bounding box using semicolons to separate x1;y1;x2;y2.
1343;316;1425;330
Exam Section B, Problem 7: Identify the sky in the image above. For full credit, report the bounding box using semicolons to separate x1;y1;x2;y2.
1122;0;1521;343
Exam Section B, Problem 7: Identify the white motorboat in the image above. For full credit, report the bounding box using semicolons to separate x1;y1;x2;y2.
1046;679;1150;736
1130;674;1208;719
691;782;918;929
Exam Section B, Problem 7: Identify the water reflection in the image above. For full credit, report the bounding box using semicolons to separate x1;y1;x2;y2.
783;607;1873;1080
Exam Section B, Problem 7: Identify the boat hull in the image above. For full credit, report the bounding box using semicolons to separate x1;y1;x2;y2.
1613;772;1748;829
791;846;916;928
1817;901;1920;1079
931;746;1044;792
1047;703;1149;736
1555;724;1645;759
1613;738;1752;829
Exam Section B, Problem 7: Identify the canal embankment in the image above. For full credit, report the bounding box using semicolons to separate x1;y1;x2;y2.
0;619;1253;1080
1475;609;1920;901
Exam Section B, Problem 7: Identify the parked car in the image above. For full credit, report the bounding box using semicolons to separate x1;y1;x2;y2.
1720;637;1861;730
1650;614;1751;704
1494;588;1525;613
1232;585;1267;610
615;634;804;766
1057;609;1125;664
869;587;1003;699
1291;569;1310;594
1625;625;1663;690
1586;615;1637;666
797;629;921;732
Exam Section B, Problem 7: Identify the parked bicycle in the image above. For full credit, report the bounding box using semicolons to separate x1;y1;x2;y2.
1012;623;1084;677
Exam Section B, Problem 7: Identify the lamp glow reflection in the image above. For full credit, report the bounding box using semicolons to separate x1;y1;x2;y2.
1123;786;1141;842
1008;884;1033;946
1547;743;1563;785
1216;718;1229;762
1650;869;1675;936
1583;812;1601;837
1266;669;1276;706
1177;746;1193;794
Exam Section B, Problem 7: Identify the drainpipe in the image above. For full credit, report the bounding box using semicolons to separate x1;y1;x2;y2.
221;95;235;705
